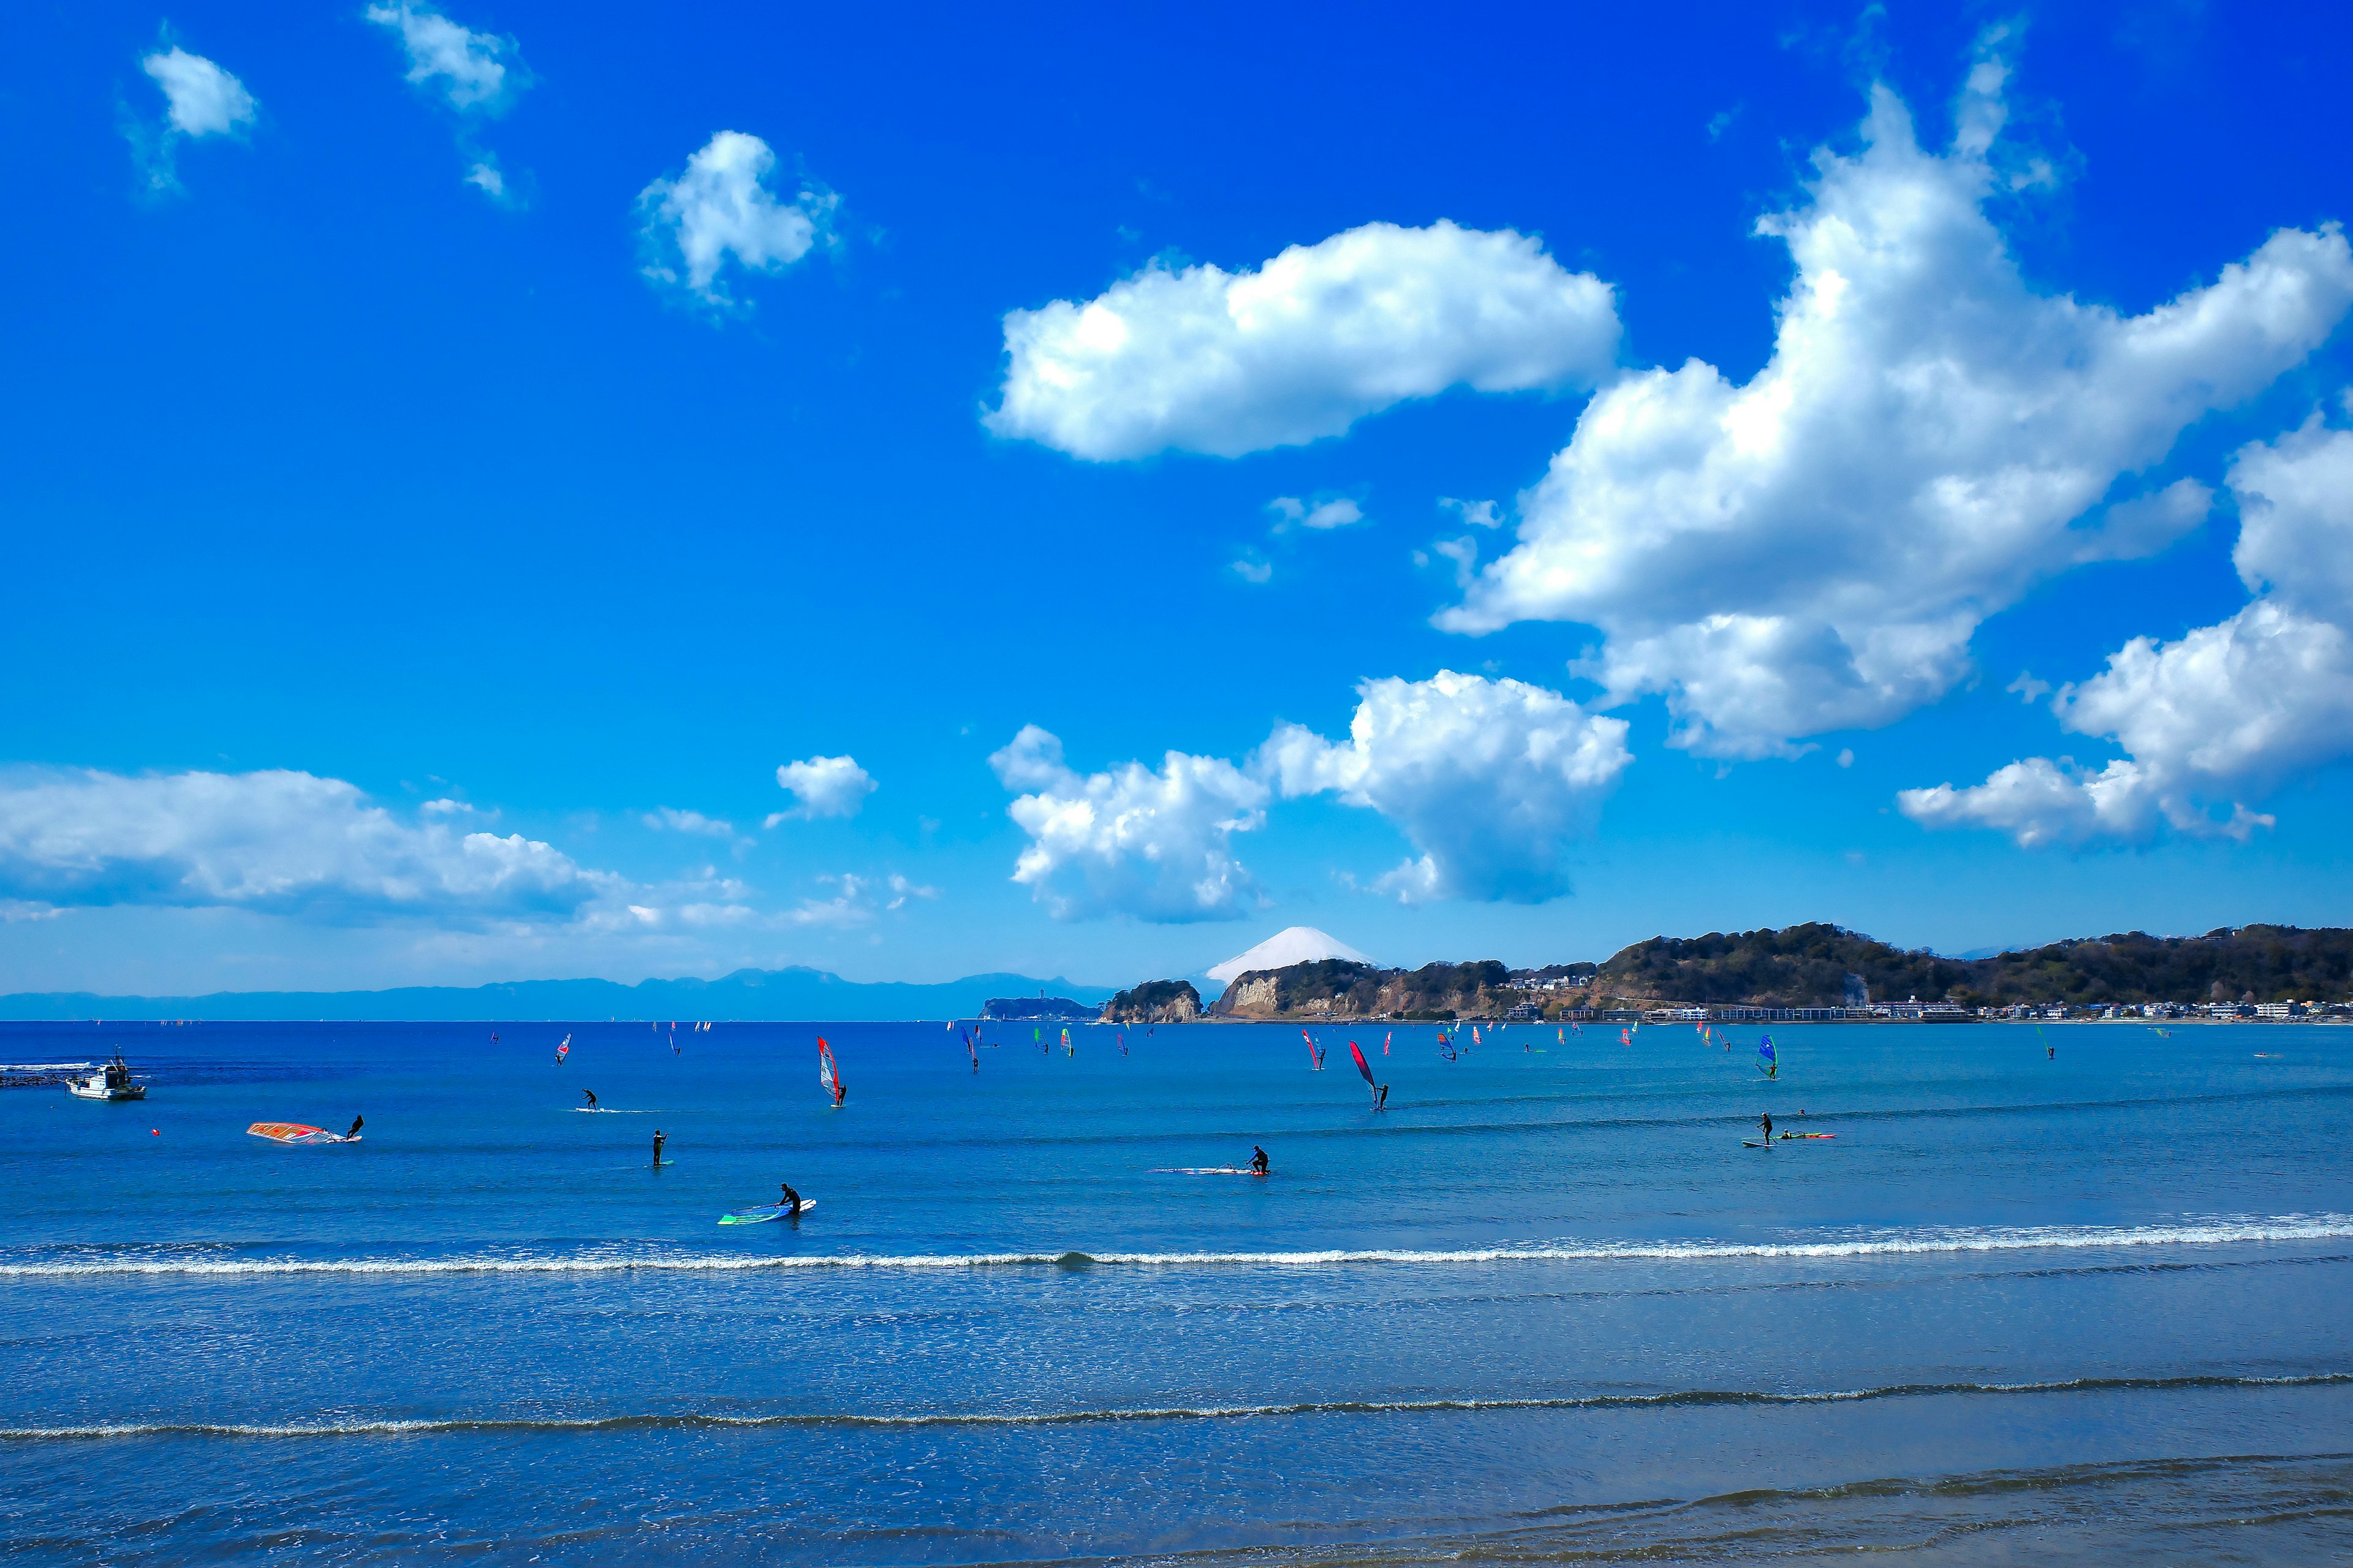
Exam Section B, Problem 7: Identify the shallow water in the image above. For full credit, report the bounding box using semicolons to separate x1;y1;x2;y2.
2;1018;2349;1563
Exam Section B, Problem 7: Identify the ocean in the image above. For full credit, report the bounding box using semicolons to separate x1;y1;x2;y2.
2;1017;2349;1564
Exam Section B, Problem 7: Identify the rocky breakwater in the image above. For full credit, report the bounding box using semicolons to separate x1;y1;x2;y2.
1099;980;1202;1024
1211;959;1519;1020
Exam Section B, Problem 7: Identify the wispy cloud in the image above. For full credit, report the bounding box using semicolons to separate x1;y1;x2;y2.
365;2;532;203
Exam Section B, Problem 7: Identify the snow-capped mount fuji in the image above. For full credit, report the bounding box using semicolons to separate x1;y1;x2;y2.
1205;927;1374;987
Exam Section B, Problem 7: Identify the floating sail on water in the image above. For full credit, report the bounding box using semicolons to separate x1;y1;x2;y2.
247;1122;355;1145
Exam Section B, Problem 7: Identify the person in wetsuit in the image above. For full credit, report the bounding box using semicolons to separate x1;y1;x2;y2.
1250;1146;1269;1176
779;1181;803;1217
652;1130;667;1166
346;1114;363;1140
1759;1112;1773;1143
582;1088;598;1110
1376;1085;1389;1111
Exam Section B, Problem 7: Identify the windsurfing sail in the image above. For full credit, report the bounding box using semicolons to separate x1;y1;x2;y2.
247;1122;350;1145
1061;1026;1072;1055
818;1037;842;1102
1382;1030;1392;1056
1302;1029;1324;1069
555;1034;570;1064
1619;1028;1632;1047
1348;1039;1376;1088
1757;1036;1778;1078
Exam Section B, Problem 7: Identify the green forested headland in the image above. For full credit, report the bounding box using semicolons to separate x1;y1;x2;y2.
1597;923;2353;1007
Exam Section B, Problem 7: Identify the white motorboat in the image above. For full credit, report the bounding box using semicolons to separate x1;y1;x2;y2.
65;1052;146;1101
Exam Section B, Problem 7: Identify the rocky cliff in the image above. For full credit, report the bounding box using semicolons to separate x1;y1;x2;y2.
1211;959;1517;1020
1099;979;1202;1023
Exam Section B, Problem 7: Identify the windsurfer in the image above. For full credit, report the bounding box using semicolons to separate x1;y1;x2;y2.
779;1181;803;1217
346;1114;363;1140
1376;1085;1389;1110
582;1088;598;1110
1250;1145;1269;1176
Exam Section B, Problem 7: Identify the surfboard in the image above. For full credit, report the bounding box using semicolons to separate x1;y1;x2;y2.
1741;1140;1771;1148
719;1200;817;1224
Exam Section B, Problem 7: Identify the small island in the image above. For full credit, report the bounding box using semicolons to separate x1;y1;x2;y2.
1098;979;1201;1024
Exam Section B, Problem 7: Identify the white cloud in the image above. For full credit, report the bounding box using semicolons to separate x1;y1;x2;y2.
1431;535;1480;589
643;807;736;838
143;47;256;137
1230;554;1273;585
364;3;525;113
1439;497;1501;529
1901;410;2353;846
464;160;505;199
988;726;1270;922
1262;671;1632;902
991;673;1632;918
1268;496;1365;531
0;768;615;920
638;132;838;310
1437;50;2353;759
131;47;257;190
985;219;1621;460
771;755;875;821
785;871;941;926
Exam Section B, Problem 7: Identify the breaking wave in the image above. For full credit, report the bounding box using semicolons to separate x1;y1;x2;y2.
4;1373;2344;1442
2;1215;2349;1279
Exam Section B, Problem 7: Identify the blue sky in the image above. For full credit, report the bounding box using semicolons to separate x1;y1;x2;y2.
4;1;2352;995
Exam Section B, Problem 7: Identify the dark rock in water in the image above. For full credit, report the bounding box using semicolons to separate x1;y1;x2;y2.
1099;980;1201;1024
980;996;1096;1021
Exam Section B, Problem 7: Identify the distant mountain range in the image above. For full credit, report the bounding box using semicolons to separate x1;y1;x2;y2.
0;966;1117;1023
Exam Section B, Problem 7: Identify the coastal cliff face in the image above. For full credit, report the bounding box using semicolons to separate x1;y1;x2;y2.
1211;959;1517;1020
1099;979;1202;1024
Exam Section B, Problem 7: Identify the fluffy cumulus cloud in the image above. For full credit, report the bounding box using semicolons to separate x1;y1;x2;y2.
1262;672;1632;901
1902;409;2353;846
1438;50;2353;759
638;132;838;310
991;672;1631;918
985;220;1621;460
365;2;531;200
129;46;257;190
988;727;1270;922
0;769;615;920
769;756;875;822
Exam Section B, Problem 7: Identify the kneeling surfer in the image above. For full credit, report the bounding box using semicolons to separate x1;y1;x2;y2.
779;1181;803;1218
1250;1145;1269;1176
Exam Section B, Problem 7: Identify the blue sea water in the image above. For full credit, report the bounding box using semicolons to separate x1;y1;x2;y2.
2;1017;2351;1564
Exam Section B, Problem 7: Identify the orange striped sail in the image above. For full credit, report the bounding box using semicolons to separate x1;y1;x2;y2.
247;1122;347;1144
